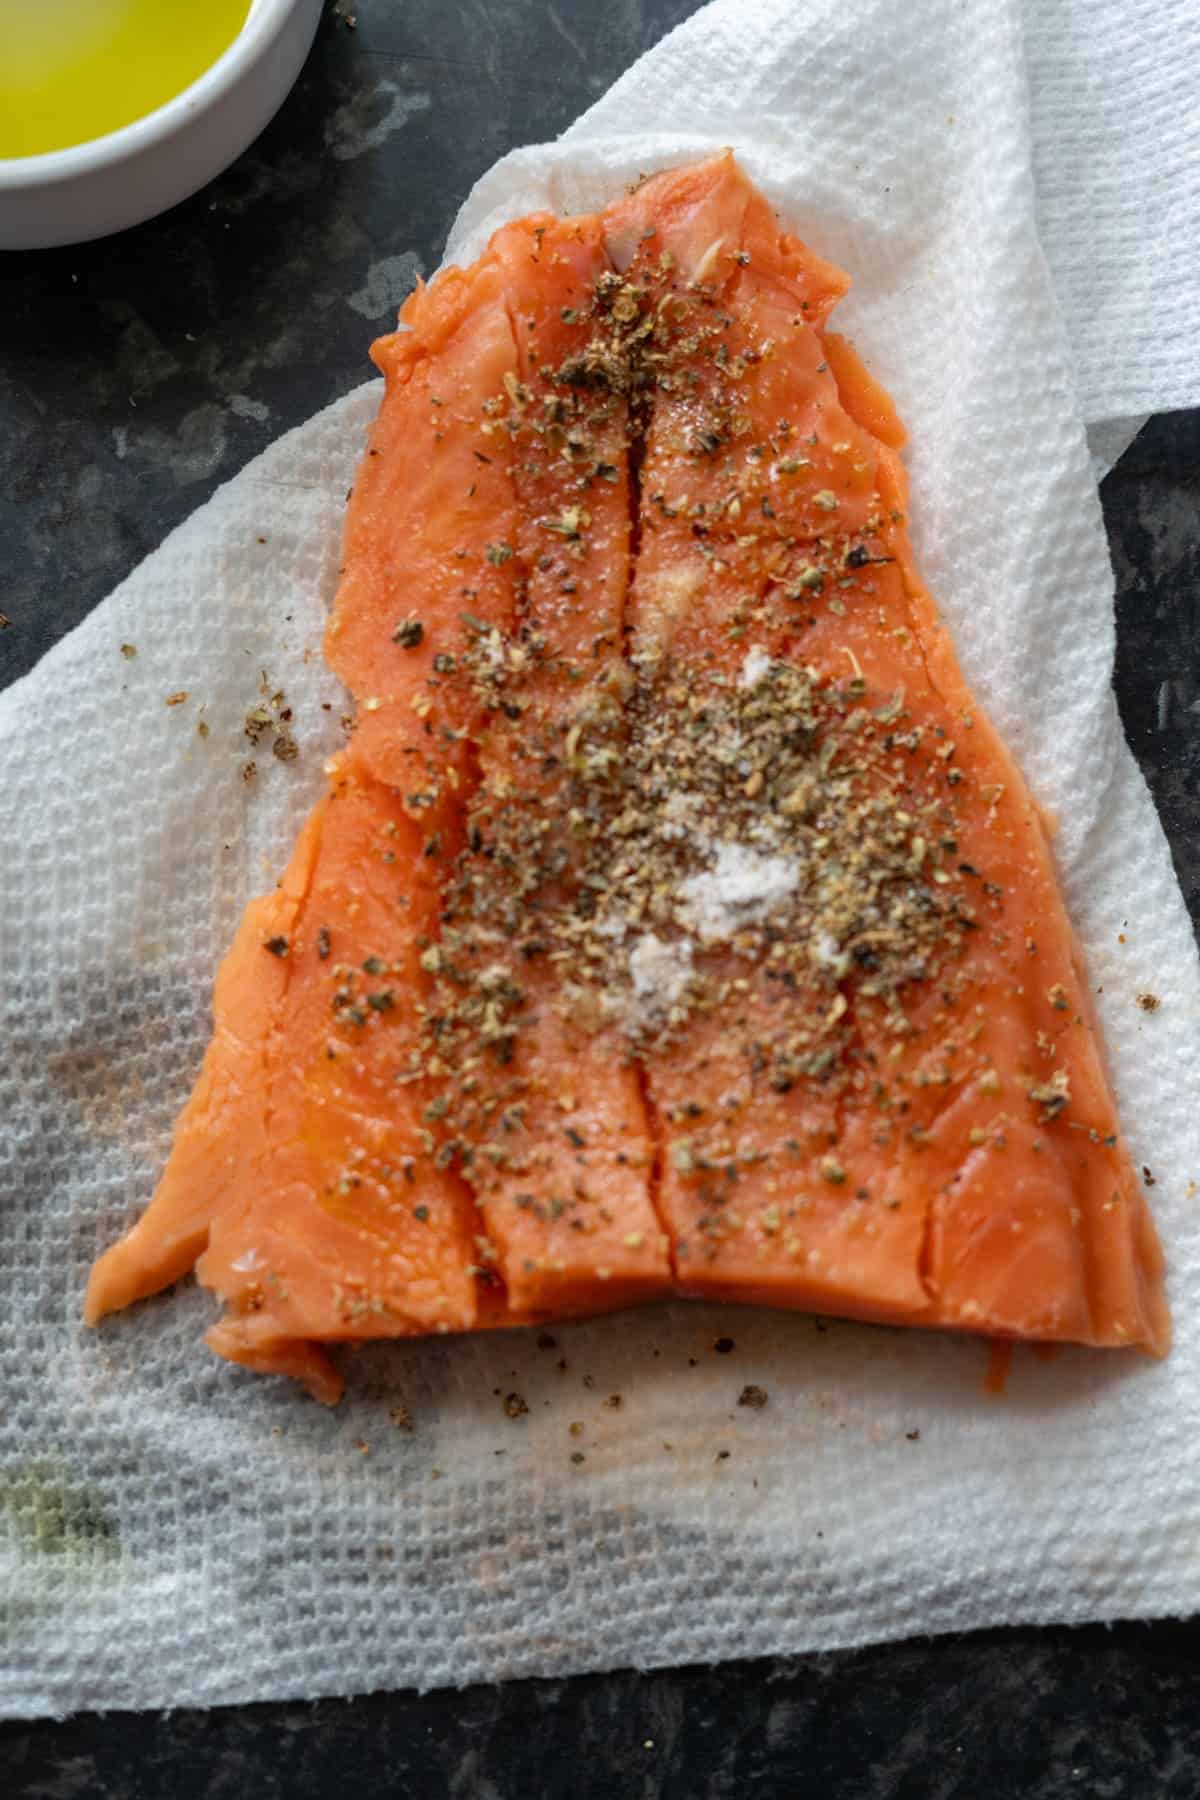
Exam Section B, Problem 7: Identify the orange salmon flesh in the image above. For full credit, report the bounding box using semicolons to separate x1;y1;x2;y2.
85;154;1168;1403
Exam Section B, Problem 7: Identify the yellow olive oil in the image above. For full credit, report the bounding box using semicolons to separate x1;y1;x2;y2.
0;0;252;158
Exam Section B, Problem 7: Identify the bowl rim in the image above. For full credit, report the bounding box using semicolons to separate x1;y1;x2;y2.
0;0;303;190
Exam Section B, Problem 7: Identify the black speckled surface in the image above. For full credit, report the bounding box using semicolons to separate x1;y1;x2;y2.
7;1622;1200;1797
3;0;1199;1789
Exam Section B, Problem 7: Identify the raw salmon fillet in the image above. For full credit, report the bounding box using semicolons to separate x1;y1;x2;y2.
86;154;1168;1401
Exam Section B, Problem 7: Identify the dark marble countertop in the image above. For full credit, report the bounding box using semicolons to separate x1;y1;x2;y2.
3;2;1199;1793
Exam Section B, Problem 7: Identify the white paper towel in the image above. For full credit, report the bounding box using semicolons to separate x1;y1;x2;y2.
2;0;1200;1719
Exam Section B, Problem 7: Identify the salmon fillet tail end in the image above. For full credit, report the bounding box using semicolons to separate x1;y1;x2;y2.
84;151;1168;1395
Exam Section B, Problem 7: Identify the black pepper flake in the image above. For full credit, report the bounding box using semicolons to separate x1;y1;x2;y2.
392;614;424;649
738;1384;768;1409
264;936;289;958
1029;1071;1070;1120
713;1337;735;1355
503;1392;529;1419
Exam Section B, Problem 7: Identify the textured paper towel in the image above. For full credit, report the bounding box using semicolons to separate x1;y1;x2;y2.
2;0;1200;1719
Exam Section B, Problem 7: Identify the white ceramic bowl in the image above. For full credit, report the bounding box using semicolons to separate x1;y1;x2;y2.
0;0;323;251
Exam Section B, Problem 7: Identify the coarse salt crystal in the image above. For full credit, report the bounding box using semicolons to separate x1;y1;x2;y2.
739;645;773;689
810;930;850;977
628;932;694;1015
677;840;800;944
